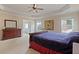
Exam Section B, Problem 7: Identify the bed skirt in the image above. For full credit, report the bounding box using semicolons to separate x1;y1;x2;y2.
30;41;63;54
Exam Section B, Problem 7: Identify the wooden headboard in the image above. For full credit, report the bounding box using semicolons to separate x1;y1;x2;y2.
2;28;21;40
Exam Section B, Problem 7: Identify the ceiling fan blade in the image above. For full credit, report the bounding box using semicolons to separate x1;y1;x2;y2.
33;4;36;8
27;4;43;13
36;8;44;10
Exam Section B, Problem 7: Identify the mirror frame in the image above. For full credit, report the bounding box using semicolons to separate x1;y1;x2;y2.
4;20;17;28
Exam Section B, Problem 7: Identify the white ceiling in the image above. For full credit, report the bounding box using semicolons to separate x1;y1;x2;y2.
0;4;79;18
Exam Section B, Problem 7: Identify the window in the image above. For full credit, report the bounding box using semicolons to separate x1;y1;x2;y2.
36;21;42;32
25;24;29;29
61;18;74;33
36;22;41;29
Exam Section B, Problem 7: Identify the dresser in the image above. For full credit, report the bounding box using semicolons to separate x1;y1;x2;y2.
2;28;21;40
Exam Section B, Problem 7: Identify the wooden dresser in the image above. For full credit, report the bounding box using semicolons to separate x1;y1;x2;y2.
2;28;21;40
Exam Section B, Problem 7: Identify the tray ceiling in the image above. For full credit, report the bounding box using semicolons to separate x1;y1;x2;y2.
0;4;79;18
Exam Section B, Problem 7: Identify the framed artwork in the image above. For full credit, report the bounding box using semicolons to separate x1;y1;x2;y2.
44;20;54;30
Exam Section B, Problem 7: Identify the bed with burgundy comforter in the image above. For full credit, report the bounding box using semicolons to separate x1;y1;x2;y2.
29;31;79;54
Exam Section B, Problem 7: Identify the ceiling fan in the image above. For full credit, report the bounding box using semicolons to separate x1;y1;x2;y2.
28;4;44;13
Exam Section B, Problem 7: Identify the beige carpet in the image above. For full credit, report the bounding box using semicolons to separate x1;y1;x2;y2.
26;48;40;54
0;34;39;54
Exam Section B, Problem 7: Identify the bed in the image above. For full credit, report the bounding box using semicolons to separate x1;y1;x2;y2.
29;31;79;54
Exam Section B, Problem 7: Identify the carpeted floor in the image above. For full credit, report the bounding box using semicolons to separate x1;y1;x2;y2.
26;48;40;54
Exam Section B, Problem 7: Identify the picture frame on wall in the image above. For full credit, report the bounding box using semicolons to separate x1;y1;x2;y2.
44;20;54;30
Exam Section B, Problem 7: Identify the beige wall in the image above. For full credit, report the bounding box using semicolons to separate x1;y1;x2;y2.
44;12;79;32
42;16;61;32
0;11;23;30
0;9;79;33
